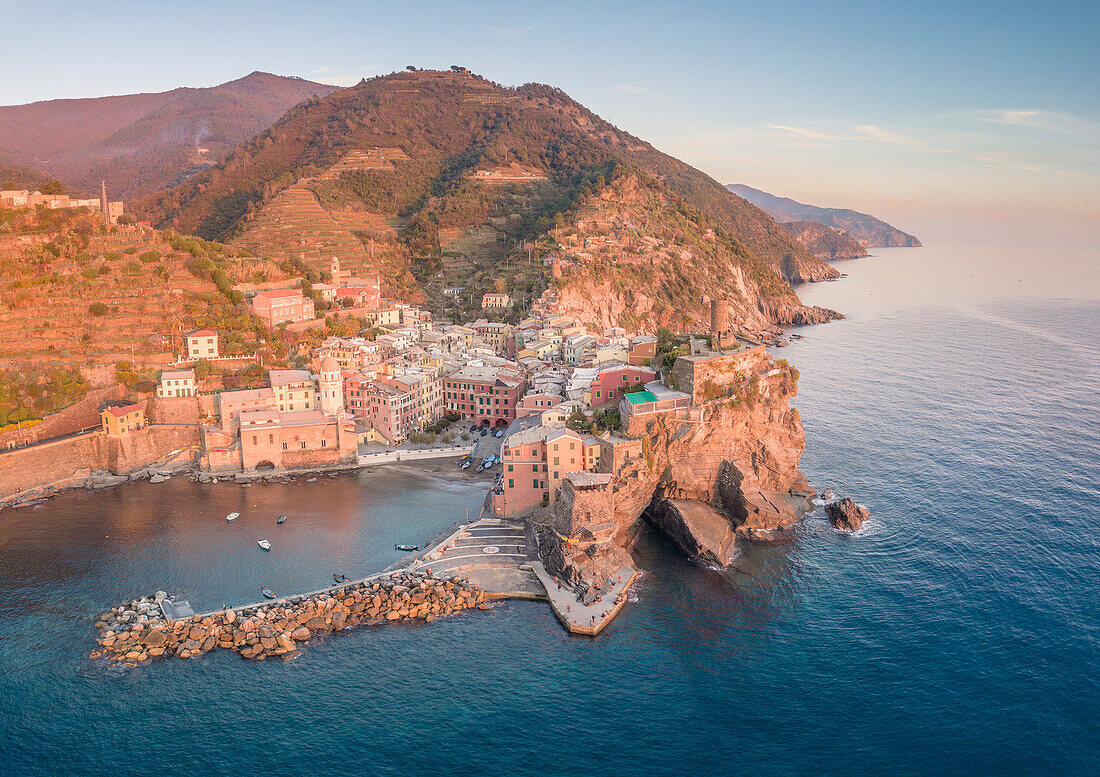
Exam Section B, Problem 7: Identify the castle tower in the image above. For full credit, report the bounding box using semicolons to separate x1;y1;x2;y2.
100;181;109;225
710;299;732;350
319;356;344;416
551;257;562;279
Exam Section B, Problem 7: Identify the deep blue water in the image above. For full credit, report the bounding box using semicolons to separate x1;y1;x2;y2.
1;242;1098;775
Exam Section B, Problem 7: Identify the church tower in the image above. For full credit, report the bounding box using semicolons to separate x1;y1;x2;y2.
319;356;344;416
331;256;342;286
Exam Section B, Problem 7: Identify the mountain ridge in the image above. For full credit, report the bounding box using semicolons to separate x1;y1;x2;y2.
727;183;921;248
0;72;338;199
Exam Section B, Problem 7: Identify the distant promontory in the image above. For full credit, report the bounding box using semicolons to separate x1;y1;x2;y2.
727;184;921;249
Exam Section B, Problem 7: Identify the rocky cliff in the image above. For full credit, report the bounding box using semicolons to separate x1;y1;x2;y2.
538;350;815;587
782;221;869;259
546;174;840;339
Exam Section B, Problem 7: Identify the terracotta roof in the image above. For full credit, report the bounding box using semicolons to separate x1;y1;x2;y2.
104;403;143;417
188;329;217;337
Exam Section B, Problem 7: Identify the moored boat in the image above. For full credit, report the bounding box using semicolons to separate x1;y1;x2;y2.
226;512;240;522
394;543;419;552
257;539;271;551
260;588;277;599
277;515;287;524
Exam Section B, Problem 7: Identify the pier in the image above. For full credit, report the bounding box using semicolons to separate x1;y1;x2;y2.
158;517;635;636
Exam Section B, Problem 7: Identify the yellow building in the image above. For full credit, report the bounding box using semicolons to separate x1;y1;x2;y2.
101;403;146;436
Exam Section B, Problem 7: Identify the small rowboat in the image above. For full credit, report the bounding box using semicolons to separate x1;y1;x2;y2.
395;543;419;552
261;588;277;599
277;515;287;524
333;574;350;584
257;539;271;551
226;512;240;522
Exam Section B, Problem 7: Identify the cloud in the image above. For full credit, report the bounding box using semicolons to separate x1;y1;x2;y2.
491;25;533;36
768;125;840;140
615;84;652;95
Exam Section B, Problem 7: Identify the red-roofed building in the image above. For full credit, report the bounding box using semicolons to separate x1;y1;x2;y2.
100;403;146;436
186;329;219;359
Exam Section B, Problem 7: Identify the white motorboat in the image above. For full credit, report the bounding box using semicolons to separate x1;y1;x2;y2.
226;512;240;522
257;539;271;551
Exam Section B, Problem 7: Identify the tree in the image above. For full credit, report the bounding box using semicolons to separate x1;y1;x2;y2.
38;180;65;195
88;302;108;316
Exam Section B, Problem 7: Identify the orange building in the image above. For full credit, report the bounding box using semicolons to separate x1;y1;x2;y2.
100;403;146;436
494;423;601;517
249;289;316;327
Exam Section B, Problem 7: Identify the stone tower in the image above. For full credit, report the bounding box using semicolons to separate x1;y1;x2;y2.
319;356;343;416
331;256;342;286
710;299;733;350
551;257;562;279
99;181;109;225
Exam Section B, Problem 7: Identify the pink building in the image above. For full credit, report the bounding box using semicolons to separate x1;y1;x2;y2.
587;365;657;409
250;289;316;327
516;392;562;418
493;424;602;517
218;387;277;434
363;381;415;444
444;364;526;427
239;409;357;471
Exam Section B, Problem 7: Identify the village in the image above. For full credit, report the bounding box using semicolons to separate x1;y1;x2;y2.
5;250;776;529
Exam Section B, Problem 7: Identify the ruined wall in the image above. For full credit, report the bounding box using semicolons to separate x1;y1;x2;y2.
669;346;767;404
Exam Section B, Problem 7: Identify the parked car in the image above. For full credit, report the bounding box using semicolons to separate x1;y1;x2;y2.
480;428;488;436
493;429;503;438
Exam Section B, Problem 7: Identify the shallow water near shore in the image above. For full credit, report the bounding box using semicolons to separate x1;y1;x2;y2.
1;242;1099;775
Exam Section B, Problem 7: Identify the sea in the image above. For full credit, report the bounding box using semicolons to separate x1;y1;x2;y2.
0;239;1097;776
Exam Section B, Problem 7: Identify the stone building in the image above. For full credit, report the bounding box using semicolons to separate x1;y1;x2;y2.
481;292;510;309
318;357;344;416
710;299;737;350
218;387;277;434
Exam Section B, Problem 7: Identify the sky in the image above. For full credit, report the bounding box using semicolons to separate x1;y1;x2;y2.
2;0;1097;242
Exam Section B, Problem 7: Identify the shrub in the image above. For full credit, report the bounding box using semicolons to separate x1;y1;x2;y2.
88;302;108;316
139;250;160;263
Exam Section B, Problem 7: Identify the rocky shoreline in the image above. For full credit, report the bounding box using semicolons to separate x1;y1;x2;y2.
90;571;487;665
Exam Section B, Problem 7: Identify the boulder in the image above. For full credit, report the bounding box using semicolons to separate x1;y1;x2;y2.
290;626;312;641
224;609;237;624
825;498;869;532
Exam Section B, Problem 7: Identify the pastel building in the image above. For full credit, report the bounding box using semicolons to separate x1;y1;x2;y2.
101;403;146;436
444;364;526;427
494;423;601;516
587;365;657;409
218;387;277;434
238;409;357;471
186;330;219;359
250;289;315;327
157;369;196;398
268;369;315;413
481;292;510;309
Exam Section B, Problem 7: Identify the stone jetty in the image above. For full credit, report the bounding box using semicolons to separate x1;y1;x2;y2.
90;571;487;665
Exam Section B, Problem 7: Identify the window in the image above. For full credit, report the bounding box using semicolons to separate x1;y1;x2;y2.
553;471;558;479
553;457;559;466
321;439;327;447
532;464;539;472
508;464;513;472
533;479;539;489
252;435;257;445
508;479;514;488
300;441;306;449
268;434;274;444
282;442;288;450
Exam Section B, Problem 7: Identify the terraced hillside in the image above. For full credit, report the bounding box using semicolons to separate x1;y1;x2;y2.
139;70;839;332
0;208;279;377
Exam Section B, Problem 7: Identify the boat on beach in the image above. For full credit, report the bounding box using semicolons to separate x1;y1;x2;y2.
226;512;240;522
261;588;277;599
257;539;271;551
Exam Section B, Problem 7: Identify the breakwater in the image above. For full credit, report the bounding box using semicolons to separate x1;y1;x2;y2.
91;571;487;665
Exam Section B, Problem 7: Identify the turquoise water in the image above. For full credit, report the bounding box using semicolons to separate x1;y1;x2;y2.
1;241;1098;775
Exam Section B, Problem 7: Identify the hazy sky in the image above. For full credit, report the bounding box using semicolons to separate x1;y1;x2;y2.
2;0;1097;240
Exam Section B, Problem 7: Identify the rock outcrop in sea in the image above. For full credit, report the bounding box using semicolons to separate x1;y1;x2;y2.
536;347;816;587
825;498;869;532
90;572;486;665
